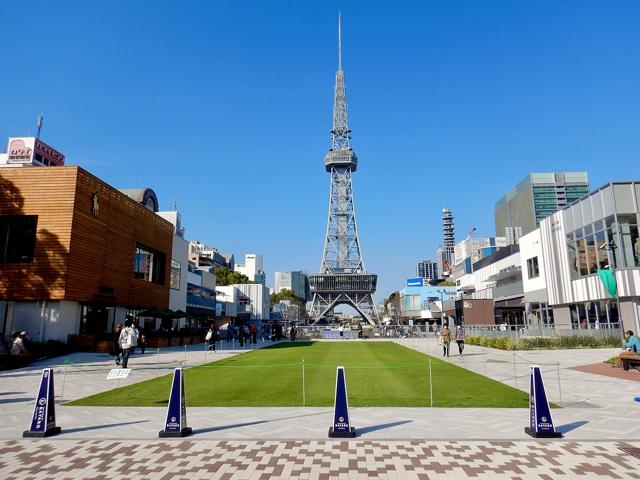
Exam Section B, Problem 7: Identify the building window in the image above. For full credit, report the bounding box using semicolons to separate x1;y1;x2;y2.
170;260;181;290
526;257;539;279
134;244;166;284
0;215;38;263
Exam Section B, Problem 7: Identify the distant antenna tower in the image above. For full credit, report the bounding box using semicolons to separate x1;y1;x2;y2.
36;114;43;138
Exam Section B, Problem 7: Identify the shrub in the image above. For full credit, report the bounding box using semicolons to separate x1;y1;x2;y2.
466;334;621;350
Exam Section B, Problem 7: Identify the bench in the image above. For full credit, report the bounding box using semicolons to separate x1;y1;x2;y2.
619;351;640;371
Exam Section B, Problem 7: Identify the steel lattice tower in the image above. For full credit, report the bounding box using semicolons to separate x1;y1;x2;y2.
309;14;378;325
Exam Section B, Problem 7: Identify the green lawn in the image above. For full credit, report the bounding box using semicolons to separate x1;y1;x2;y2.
68;341;529;408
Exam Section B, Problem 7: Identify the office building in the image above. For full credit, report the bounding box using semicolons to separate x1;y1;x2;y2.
235;253;266;285
416;260;438;281
442;208;455;273
495;172;590;238
275;271;310;300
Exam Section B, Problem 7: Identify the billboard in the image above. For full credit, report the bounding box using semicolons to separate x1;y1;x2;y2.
406;277;423;287
7;137;35;164
6;137;65;166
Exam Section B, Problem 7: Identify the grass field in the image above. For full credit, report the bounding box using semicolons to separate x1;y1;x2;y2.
68;341;529;408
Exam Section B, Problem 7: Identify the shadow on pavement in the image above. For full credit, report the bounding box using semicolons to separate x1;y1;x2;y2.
62;420;149;434
0;397;33;404
556;420;589;434
193;420;270;434
357;420;413;436
0;392;25;396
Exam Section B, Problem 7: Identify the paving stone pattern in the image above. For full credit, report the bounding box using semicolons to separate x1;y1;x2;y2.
1;439;638;479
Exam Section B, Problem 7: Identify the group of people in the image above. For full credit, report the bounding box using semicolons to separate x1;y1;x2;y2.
223;322;260;346
113;317;145;368
437;324;465;357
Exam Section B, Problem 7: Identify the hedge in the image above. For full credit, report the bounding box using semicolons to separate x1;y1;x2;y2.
465;335;620;350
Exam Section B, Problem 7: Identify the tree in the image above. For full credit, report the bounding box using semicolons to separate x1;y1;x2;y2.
270;288;305;308
214;267;254;286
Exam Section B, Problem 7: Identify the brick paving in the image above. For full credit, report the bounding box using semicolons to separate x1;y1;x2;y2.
0;439;638;479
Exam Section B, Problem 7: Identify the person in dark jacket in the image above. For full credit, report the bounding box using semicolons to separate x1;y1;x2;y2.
113;323;123;365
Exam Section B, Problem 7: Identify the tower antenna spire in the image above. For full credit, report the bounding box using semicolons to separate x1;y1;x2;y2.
338;11;342;71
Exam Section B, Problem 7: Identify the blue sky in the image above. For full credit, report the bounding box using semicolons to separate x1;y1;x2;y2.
1;1;639;302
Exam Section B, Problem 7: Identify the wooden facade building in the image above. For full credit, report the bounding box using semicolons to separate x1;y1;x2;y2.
0;166;173;343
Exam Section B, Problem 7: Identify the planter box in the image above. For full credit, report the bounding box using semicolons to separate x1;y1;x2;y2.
67;334;95;351
147;337;168;348
95;340;112;354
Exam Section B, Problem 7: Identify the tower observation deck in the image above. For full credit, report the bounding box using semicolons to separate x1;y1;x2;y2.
309;14;378;325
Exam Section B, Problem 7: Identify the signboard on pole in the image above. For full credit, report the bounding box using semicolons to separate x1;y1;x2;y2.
23;369;61;437
524;365;562;438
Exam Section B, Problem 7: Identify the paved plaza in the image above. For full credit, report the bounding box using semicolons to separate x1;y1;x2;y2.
1;338;639;478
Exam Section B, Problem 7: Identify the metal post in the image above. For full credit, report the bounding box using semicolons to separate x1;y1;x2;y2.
184;344;188;363
556;363;563;407
302;359;306;407
512;352;517;388
204;343;207;364
59;363;68;405
156;347;160;377
428;360;433;407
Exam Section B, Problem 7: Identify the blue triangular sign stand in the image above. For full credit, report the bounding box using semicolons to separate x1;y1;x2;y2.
525;365;563;438
159;368;192;437
23;368;61;437
328;366;356;438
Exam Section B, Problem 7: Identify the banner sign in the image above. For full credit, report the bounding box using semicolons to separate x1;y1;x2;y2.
23;369;61;437
328;366;356;438
322;329;357;339
525;365;562;438
159;368;192;437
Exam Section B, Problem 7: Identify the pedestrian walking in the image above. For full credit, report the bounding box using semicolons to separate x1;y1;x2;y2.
113;323;123;365
205;325;216;353
119;318;139;368
250;323;257;344
455;324;465;355
440;324;452;357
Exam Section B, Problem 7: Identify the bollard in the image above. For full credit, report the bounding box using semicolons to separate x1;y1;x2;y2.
59;363;68;405
302;359;306;407
23;369;61;437
525;365;562;438
556;363;563;408
159;368;192;437
328;366;356;438
428;360;433;407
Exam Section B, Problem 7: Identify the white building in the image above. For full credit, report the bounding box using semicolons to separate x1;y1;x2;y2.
454;236;507;266
235;253;266;285
520;181;640;332
234;283;270;321
157;211;188;315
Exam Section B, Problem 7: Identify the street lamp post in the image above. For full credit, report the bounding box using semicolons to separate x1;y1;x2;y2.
601;240;625;345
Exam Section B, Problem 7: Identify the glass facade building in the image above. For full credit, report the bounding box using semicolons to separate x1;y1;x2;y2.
495;172;589;238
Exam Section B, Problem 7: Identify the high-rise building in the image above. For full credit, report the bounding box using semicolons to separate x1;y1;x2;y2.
436;247;446;278
308;15;378;325
235;254;266;285
442;207;455;274
416;260;438;281
495;172;589;237
275;271;310;300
